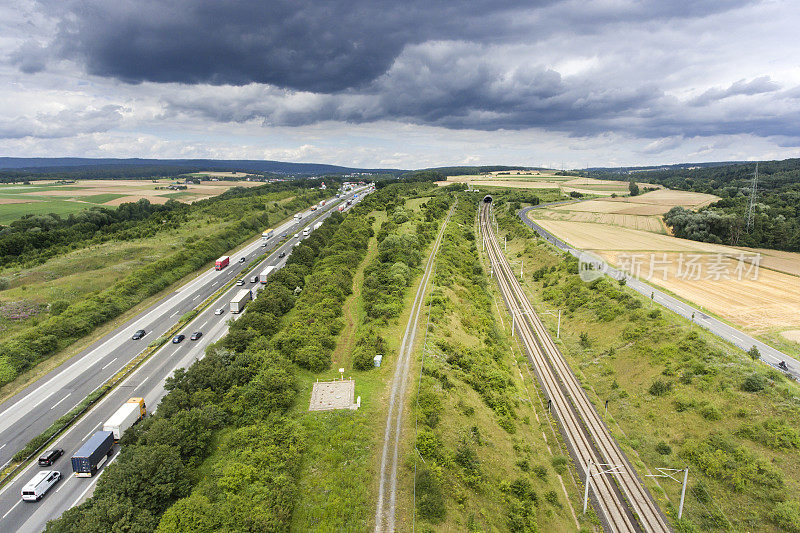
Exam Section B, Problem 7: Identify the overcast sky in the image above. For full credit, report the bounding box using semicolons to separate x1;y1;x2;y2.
2;0;800;169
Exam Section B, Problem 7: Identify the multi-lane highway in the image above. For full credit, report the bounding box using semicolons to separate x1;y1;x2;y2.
0;187;368;532
518;204;800;379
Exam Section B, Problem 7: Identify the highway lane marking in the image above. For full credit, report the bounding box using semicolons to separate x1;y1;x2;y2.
192;294;200;301
55;474;74;493
50;394;70;411
83;424;101;442
0;444;6;451
100;358;118;371
169;310;180;318
1;499;21;520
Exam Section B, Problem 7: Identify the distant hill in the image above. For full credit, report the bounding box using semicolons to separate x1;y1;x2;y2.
0;157;403;177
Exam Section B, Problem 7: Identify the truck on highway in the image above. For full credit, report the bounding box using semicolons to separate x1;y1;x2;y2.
230;289;252;313
259;265;276;283
338;205;345;212
103;398;146;441
71;431;114;477
310;204;317;211
215;255;230;270
319;200;326;207
262;228;274;240
314;222;322;230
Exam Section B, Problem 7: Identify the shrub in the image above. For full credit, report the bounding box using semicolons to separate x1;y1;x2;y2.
545;490;561;507
741;373;766;392
700;405;721;421
551;456;568;475
648;379;672;396
579;332;590;348
655;441;672;455
771;501;800;533
416;468;446;522
0;277;10;290
532;464;547;481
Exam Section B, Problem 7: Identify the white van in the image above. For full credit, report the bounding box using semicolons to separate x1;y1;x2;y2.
21;470;61;501
302;228;310;237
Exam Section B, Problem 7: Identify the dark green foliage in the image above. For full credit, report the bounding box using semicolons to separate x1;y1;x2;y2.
771;501;800;532
551;456;568;475
656;441;672;455
741;373;766;392
648;379;672;396
416;468;446;522
579;332;590;347
747;346;760;361
502;477;539;532
629;179;640;196
736;419;800;450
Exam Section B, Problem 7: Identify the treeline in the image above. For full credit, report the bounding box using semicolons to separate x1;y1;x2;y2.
352;185;452;369
415;200;541;529
599;159;800;251
45;215;343;532
0;189;325;387
45;183;422;532
0;180;323;267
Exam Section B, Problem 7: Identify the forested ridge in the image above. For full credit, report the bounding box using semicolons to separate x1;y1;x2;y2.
600;159;800;251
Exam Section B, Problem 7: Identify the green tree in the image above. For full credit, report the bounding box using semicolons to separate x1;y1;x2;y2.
629;179;640;196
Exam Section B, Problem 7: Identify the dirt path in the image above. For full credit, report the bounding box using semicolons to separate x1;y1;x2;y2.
374;203;455;533
331;234;379;368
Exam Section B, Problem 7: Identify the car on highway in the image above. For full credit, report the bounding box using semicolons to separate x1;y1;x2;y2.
281;233;287;238
239;257;246;263
215;307;225;315
261;242;268;247
131;329;145;340
278;251;286;258
236;279;245;286
190;331;203;341
21;470;61;502
294;233;300;239
38;448;64;467
172;334;185;344
250;275;259;283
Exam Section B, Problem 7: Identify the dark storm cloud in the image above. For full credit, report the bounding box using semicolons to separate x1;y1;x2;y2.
690;76;779;106
33;0;751;92
8;40;48;74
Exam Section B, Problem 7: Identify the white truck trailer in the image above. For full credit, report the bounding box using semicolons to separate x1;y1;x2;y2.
259;266;276;283
103;398;147;441
230;289;252;313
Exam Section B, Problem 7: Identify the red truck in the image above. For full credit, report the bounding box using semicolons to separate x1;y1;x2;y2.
215;255;230;270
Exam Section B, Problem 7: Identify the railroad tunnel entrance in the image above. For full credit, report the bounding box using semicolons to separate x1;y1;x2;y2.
483;195;493;203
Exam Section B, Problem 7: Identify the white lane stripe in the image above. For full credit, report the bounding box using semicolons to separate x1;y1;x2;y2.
2;499;22;520
101;357;118;371
50;393;71;411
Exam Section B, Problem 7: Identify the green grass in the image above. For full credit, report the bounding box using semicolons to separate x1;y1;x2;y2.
0;199;90;224
75;193;125;204
495;199;800;532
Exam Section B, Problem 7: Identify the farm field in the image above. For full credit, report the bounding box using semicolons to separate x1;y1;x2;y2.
0;179;261;224
437;172;659;196
528;215;800;335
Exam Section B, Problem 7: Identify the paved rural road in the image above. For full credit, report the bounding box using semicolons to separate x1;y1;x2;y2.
518;204;800;379
0;188;369;533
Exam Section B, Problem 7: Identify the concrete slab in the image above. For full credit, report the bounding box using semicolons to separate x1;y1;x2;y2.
309;379;358;411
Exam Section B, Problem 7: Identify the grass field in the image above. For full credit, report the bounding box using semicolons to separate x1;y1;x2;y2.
437;172;660;197
0;179;262;224
496;202;800;531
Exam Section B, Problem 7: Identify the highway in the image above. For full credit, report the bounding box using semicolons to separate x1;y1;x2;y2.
0;187;368;532
483;200;670;532
518;205;800;380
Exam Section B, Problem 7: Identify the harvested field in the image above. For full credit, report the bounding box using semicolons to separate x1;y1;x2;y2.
737;247;800;277
782;330;800;343
533;209;666;233
0;198;36;205
608;188;718;208
597;250;800;332
532;219;732;252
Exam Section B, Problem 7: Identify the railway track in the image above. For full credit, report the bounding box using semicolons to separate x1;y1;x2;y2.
374;202;455;533
480;200;670;533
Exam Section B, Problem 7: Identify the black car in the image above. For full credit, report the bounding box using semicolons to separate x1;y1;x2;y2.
38;448;64;467
239;257;246;263
132;329;145;340
278;251;286;258
172;334;185;344
190;331;203;341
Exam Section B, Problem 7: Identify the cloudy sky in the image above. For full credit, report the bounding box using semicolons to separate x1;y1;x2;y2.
2;0;800;169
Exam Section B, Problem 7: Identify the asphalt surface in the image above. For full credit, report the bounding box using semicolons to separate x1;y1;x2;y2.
0;188;368;532
518;204;800;379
